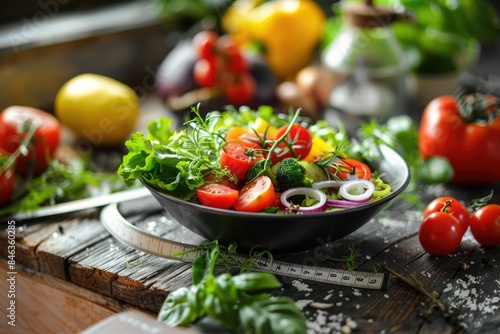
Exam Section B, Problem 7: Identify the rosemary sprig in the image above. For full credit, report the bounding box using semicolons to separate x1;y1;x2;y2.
327;244;359;274
377;263;460;324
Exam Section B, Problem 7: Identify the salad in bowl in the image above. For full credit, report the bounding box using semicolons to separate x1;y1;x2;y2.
118;105;409;252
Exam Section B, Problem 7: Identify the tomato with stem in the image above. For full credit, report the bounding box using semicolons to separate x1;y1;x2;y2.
419;212;463;256
216;35;249;74
193;30;219;61
271;124;313;163
423;196;470;235
197;183;239;209
234;175;275;212
220;144;262;181
469;204;500;247
0;106;61;175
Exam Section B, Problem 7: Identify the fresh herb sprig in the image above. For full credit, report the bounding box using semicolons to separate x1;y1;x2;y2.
327;244;359;274
376;263;460;325
0;159;123;217
159;241;307;333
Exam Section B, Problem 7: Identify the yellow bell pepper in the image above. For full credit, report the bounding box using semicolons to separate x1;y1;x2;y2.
222;0;326;80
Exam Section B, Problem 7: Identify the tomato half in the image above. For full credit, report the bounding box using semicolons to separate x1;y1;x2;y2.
197;184;239;209
271;124;312;163
220;144;261;181
234;176;275;212
418;212;463;256
469;204;500;247
423;196;470;236
0;106;61;175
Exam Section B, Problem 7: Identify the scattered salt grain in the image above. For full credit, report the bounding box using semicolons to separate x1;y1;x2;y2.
292;280;312;292
296;299;313;310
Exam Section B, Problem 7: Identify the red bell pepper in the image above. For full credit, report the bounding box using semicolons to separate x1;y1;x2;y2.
419;94;500;184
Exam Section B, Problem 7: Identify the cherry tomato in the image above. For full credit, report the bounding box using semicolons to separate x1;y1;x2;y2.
220;72;256;105
423;196;470;236
271;124;313;163
197;183;239;209
234;176;275;212
193;58;218;88
0;106;61;175
216;35;248;74
418;212;463;256
341;158;372;180
469;204;500;247
193;30;219;61
220;144;261;181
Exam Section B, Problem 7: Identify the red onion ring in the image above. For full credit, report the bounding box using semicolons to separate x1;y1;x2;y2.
280;187;328;214
326;199;367;208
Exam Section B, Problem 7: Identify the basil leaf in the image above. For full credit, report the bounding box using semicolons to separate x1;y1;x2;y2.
157;286;205;326
232;272;282;292
192;246;219;285
239;297;307;334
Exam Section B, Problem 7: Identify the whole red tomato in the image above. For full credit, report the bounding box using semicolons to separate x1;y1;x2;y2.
419;212;463;256
0;106;61;175
423;196;470;236
220;72;256;105
419;94;500;184
469;204;500;247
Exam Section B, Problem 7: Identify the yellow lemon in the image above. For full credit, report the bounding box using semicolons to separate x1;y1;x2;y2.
55;73;139;147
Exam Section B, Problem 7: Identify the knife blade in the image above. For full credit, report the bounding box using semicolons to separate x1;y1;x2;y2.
1;187;152;221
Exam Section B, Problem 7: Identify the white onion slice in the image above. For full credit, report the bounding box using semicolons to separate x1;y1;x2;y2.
280;187;327;214
339;180;374;203
312;180;345;189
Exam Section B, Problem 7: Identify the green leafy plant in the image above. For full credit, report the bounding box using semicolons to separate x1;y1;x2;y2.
158;241;307;333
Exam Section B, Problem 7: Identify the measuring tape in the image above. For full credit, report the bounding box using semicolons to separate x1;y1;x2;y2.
100;203;389;290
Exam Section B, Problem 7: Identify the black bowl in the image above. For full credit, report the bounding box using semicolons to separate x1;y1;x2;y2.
143;145;410;253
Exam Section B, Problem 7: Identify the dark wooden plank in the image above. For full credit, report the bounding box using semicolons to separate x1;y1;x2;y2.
68;212;201;312
36;216;110;280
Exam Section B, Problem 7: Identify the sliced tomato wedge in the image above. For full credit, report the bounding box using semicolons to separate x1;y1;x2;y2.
220;144;262;181
234;176;275;212
197;183;239;209
323;157;372;180
343;158;372;180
